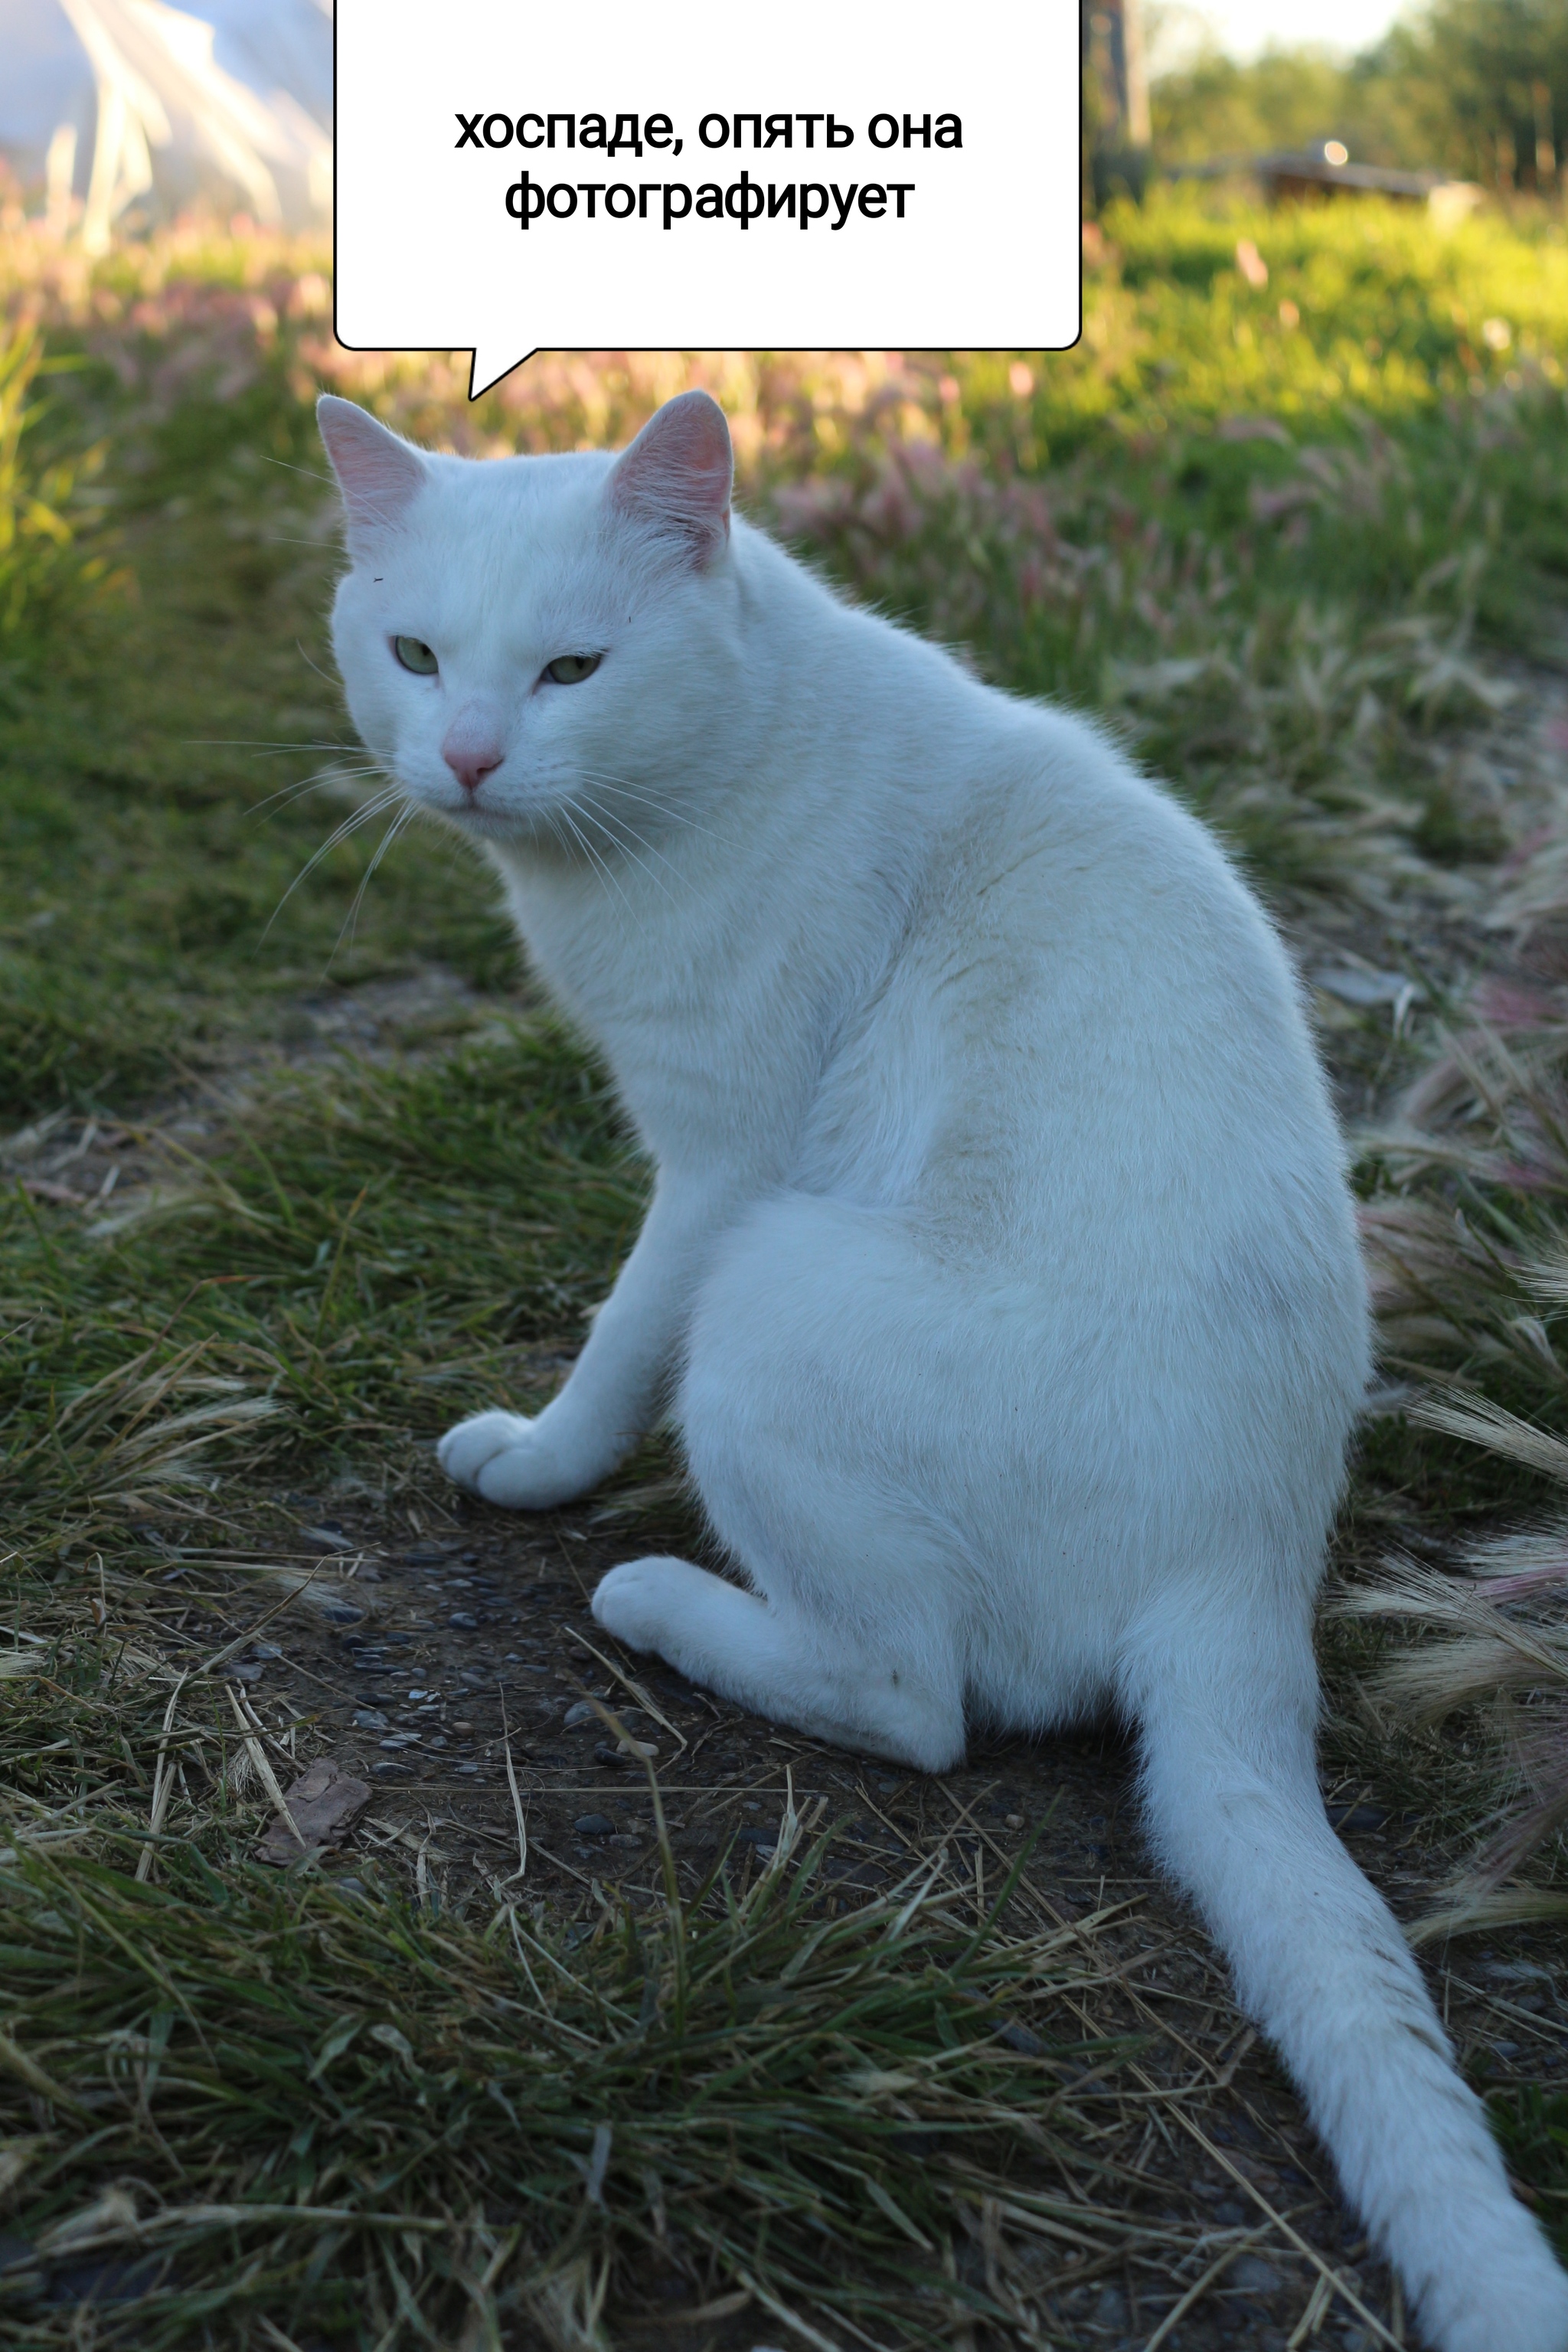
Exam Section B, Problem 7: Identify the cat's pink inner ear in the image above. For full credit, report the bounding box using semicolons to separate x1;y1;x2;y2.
607;390;733;562
317;395;427;537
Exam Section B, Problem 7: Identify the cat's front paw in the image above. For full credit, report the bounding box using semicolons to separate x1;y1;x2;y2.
436;1410;586;1510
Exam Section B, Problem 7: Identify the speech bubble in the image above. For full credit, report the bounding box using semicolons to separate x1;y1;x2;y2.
335;0;1082;397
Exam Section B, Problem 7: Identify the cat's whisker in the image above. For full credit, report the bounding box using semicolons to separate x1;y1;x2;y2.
538;804;615;912
550;801;642;928
182;739;367;756
573;769;733;847
247;782;388;835
261;787;409;939
570;794;681;903
556;810;635;919
260;454;335;485
333;800;420;958
295;640;341;688
247;765;387;825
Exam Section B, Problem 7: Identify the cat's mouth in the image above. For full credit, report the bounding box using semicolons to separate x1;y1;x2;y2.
424;774;589;846
421;779;519;837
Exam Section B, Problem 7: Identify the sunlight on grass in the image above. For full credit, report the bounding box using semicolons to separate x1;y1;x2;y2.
3;184;1568;2334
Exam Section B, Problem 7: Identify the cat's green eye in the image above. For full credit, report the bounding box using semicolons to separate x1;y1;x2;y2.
544;653;602;685
394;635;439;675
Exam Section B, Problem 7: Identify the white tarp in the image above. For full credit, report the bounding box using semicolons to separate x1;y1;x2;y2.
0;0;332;247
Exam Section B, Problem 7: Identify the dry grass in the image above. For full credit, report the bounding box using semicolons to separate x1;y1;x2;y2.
1341;1392;1568;1935
0;1748;1191;2352
1354;811;1568;1932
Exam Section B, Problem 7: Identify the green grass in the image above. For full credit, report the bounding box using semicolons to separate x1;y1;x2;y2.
1;1030;647;1556
0;1806;1152;2350
0;485;521;1119
1486;2081;1568;2253
0;327;120;665
2;188;1568;2342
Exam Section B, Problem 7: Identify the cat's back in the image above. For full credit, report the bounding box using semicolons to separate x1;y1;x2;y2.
801;673;1352;1287
751;530;1308;1108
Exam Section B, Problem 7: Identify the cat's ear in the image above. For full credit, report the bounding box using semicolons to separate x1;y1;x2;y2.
317;395;427;545
606;390;733;567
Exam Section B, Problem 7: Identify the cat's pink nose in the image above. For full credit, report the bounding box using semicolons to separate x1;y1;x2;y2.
442;727;503;795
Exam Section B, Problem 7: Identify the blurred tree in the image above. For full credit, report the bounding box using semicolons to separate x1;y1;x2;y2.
1149;0;1566;185
1369;0;1565;188
1151;44;1367;161
1086;0;1153;201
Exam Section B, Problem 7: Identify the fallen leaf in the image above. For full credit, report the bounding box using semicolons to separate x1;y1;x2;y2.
255;1758;371;1866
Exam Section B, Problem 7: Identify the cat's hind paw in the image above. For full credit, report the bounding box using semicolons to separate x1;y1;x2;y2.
590;1556;707;1656
436;1410;587;1510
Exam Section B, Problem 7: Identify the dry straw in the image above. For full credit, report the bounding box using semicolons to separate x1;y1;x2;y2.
1344;1390;1568;1937
0;1797;1177;2350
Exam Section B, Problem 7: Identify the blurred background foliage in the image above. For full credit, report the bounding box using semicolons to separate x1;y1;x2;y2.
1152;0;1568;187
0;176;1563;1123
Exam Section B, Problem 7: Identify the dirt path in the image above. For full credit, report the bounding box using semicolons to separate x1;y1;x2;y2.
140;1460;1554;2352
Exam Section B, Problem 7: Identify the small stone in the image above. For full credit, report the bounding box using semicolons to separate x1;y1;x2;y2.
456;1762;479;1775
371;1759;411;1778
449;1611;479;1629
1232;2256;1282;2294
452;1719;473;1734
564;1701;597;1728
1005;1813;1025;1828
573;1814;614;1837
379;1733;420;1749
353;1708;389;1730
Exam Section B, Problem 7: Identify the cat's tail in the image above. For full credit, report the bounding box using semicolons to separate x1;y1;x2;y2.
1124;1595;1568;2352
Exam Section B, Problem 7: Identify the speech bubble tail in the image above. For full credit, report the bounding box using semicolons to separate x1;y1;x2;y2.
469;345;537;401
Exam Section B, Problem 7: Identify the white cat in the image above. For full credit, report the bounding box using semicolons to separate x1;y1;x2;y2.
318;386;1568;2352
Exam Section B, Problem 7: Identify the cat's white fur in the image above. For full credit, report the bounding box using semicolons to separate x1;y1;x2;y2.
318;387;1568;2352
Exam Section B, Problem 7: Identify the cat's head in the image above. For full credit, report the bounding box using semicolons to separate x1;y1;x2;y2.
318;390;740;846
